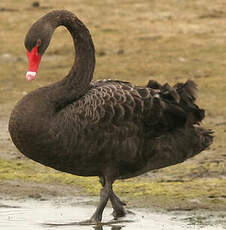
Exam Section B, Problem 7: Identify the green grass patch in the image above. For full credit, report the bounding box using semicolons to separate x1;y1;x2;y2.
0;157;225;210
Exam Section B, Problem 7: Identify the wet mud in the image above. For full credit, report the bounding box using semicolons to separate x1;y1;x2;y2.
0;198;225;230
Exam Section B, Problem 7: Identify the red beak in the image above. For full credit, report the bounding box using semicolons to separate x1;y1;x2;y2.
26;46;41;81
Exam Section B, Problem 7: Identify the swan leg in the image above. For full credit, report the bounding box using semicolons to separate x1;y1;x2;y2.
89;176;113;223
99;176;126;219
110;192;126;219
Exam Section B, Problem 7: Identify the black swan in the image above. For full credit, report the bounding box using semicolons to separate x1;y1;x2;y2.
8;10;213;223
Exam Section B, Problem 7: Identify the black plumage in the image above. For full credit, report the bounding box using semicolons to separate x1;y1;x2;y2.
8;10;213;223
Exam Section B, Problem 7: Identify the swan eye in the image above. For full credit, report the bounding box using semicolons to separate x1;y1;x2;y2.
36;39;41;47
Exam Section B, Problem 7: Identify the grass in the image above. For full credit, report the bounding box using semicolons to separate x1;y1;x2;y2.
0;0;226;210
0;157;225;210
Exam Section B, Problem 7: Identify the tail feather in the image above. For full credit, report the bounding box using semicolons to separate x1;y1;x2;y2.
174;80;198;104
146;79;198;104
145;79;206;135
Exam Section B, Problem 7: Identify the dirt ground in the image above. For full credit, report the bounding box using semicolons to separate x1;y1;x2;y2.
0;0;226;225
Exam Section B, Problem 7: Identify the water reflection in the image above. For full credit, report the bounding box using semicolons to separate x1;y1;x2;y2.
0;199;225;230
42;221;124;229
93;225;122;230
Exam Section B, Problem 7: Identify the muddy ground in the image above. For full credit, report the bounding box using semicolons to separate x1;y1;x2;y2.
1;198;225;230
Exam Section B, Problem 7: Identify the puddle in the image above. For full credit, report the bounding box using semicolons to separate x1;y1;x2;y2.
0;198;225;230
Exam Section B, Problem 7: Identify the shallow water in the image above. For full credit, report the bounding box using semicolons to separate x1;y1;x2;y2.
0;198;225;230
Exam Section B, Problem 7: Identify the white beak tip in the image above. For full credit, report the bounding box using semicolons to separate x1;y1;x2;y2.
26;71;37;81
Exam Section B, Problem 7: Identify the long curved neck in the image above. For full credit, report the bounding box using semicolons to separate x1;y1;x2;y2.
57;10;95;93
36;10;95;108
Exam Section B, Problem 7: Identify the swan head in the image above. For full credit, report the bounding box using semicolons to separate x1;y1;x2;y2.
24;19;54;81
